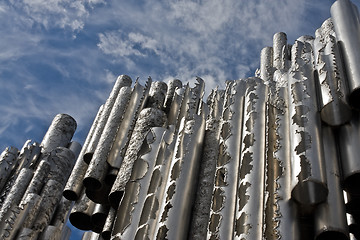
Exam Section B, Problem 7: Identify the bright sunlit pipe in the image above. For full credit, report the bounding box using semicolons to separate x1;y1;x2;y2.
331;0;360;110
207;80;245;240
273;32;288;70
106;78;151;170
111;127;167;239
314;126;349;240
260;46;274;82
146;81;168;109
337;111;360;195
21;160;50;198
154;113;205;240
64;104;104;201
313;18;352;126
288;37;328;205
163;79;182;113
264;71;300;240
108;107;167;209
40;114;77;154
235;77;267;239
83;75;132;164
83;86;132;191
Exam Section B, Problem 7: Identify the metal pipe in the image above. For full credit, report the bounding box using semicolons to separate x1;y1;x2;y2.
164;79;182;113
288;38;328;205
260;46;274;82
108;107;167;209
337;111;360;195
83;86;132;191
21;160;50;198
83;75;132;163
106;79;151;170
0;147;18;192
146;81;168;109
273;32;288;70
101;207;116;240
331;0;360;109
69;191;96;231
313;18;351;126
314;126;349;240
40;114;77;153
207;80;245;240
91;204;109;234
63;105;104;201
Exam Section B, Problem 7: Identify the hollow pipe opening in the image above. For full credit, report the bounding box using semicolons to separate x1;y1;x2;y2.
344;173;360;195
63;190;79;201
108;190;124;209
69;212;92;231
83;177;102;191
349;88;360;110
292;180;328;205
83;153;93;165
316;231;349;240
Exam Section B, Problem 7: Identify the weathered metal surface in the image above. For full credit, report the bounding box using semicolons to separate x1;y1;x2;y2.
146;81;168;109
313;18;351;126
40;114;77;153
260;46;274;82
83;75;132;163
288;37;328;205
108;107;167;209
83;86;132;191
21;160;50;198
164;79;182;113
0;147;18;192
331;0;360;109
69;191;96;231
273;32;288;70
101;207;116;240
64;105;104;201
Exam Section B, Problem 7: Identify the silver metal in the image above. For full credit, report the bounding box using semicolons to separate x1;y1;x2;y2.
260;46;274;82
331;0;360;109
69;191;96;231
313;18;351;126
47;147;76;187
146;81;168;109
40;114;77;153
101;207;116;240
273;32;288;70
207;80;245;240
106;78;151;170
21;160;50;198
83;75;132;163
0;147;18;192
288;38;328;205
64;105;104;201
109;107;167;209
155;113;205;240
337;111;360;195
83;86;132;191
20;193;42;229
91;204;109;233
314;126;349;240
164;79;182;113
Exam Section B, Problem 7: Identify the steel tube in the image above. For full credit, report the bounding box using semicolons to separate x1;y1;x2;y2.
164;79;182;113
0;147;18;192
146;81;168;109
273;32;288;70
69;191;96;231
101;207;116;240
260;46;274;82
331;0;360;109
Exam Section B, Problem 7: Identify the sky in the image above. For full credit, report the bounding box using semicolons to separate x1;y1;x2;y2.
0;0;359;239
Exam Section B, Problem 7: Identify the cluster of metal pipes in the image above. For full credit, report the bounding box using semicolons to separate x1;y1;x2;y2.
0;114;81;239
63;0;360;239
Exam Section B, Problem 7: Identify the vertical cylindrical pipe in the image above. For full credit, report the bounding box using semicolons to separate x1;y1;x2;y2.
235;77;267;239
83;86;132;191
109;107;167;209
111;127;167;239
101;207;116;240
47;147;76;187
164;79;182;113
91;204;109;233
63;105;104;201
21;160;50;198
288;38;328;205
83;75;132;163
155;113;205;240
146;81;168;109
106;79;151;170
0;147;18;192
313;18;351;126
207;80;245;240
40;114;77;153
337;111;360;195
20;193;42;229
264;71;300;240
189;89;224;240
331;0;360;109
314;126;349;240
273;32;288;70
260;46;274;82
69;192;96;231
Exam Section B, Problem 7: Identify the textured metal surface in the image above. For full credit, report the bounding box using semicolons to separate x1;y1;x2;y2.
164;79;182;113
331;0;360;109
260;46;274;82
69;191;96;231
0;147;18;192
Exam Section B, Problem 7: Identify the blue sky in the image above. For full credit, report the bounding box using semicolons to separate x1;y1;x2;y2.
0;0;359;239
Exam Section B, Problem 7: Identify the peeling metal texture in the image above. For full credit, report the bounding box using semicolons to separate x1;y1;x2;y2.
338;111;360;195
40;114;77;153
189;90;224;240
164;79;182;113
314;126;349;240
109;107;167;209
84;86;132;191
313;18;352;126
260;46;274;82
235;77;268;240
0;147;19;192
106;78;151;170
273;32;288;70
207;80;245;240
111;127;167;239
264;70;300;240
155;114;205;240
64;105;104;201
331;0;360;109
288;38;328;205
83;75;132;163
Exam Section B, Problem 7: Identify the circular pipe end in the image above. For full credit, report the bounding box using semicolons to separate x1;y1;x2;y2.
108;190;124;209
83;177;102;191
292;180;328;205
344;173;360;195
63;190;79;201
69;212;92;231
